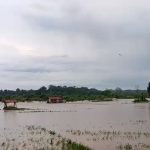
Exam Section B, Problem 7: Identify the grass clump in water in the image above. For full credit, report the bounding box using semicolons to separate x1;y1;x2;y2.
118;143;132;150
133;93;149;103
64;139;91;150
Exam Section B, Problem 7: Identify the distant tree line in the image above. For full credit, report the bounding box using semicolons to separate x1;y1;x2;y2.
0;85;149;102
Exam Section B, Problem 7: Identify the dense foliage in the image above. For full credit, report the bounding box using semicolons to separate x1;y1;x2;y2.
147;82;150;96
0;85;148;102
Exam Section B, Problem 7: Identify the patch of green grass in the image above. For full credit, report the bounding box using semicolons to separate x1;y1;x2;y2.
65;139;91;150
133;99;149;103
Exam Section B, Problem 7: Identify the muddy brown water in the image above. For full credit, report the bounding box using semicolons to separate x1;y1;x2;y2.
0;99;150;150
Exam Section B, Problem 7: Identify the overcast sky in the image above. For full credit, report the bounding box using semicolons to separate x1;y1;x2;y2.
0;0;150;90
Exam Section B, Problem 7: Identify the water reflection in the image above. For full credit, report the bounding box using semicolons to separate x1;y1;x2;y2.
4;110;17;128
148;103;150;120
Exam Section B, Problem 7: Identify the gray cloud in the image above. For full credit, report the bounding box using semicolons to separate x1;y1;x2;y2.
0;0;150;89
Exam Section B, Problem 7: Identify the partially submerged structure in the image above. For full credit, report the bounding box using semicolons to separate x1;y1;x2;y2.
47;96;64;103
2;100;17;110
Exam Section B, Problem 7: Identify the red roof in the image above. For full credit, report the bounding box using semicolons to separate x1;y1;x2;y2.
3;100;17;103
49;96;63;99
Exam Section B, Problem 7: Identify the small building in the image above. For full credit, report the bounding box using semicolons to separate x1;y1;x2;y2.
47;96;64;103
2;100;17;109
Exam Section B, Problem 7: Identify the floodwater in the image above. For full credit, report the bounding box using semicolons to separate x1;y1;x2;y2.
0;99;150;150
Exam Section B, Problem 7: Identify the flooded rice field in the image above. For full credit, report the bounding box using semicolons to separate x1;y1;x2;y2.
0;99;150;150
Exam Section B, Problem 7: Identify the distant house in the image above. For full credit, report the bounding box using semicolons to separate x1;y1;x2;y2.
47;96;64;103
2;99;17;108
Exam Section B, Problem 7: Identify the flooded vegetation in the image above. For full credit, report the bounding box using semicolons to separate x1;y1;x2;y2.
0;100;150;149
66;129;150;150
0;125;91;150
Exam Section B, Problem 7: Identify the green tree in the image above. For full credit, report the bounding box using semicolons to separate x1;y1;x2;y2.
147;82;150;96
